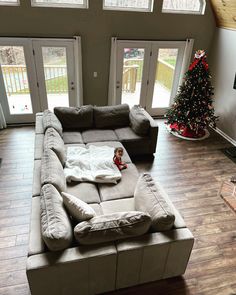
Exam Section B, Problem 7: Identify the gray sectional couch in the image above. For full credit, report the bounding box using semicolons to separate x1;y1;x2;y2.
27;105;194;295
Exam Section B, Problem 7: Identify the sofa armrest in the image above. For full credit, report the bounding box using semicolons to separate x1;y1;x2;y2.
27;243;117;295
142;109;159;154
115;228;194;289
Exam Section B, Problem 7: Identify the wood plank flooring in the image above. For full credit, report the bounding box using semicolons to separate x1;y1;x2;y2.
1;121;236;294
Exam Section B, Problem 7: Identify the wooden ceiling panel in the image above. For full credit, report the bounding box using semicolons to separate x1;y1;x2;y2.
211;0;236;30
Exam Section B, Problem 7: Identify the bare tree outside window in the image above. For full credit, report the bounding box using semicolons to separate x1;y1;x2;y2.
162;0;203;13
104;0;152;10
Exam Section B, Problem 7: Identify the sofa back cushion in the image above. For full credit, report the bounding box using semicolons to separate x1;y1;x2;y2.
129;105;150;135
44;128;66;165
94;104;130;129
42;110;63;137
54;106;93;130
134;173;175;232
74;211;151;245
41;184;73;251
41;148;66;193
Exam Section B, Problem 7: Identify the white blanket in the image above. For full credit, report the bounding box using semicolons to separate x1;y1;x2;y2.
64;145;121;184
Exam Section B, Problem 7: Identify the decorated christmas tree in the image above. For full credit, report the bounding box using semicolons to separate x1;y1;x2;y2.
166;50;218;139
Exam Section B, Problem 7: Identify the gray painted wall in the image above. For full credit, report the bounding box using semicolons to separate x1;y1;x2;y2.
0;0;215;106
210;28;236;141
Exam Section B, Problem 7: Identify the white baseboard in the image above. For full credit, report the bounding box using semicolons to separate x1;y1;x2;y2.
212;126;236;146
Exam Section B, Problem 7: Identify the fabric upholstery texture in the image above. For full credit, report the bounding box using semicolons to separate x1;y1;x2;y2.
41;149;66;193
101;198;135;215
129;105;150;135
32;160;41;197
35;113;44;134
28;197;45;256
44;128;66;165
82;129;118;143
63;132;83;144
41;184;73;251
42;110;63;137
93;104;130;129
34;134;44;160
61;192;96;221
74;211;151;245
66;182;100;204
98;163;139;201
134;173;175;232
115;127;147;142
54;105;93;130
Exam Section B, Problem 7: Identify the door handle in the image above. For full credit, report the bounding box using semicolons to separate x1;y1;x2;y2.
71;87;75;90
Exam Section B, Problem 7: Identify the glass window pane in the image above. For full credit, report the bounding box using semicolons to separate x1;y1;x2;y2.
42;47;69;111
0;46;33;115
104;0;152;11
152;48;178;108
162;0;203;13
121;48;145;108
32;0;87;8
0;0;19;5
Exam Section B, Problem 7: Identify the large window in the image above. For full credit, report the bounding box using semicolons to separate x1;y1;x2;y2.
162;0;206;15
103;0;153;12
0;0;19;6
31;0;88;8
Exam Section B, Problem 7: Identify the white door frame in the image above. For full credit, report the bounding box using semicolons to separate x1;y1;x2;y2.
115;39;188;116
0;37;82;124
146;41;186;116
32;38;77;110
0;38;41;124
116;41;151;107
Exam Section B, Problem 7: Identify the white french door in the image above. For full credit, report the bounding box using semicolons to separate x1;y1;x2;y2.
116;40;186;116
0;38;79;124
0;39;41;124
32;39;76;111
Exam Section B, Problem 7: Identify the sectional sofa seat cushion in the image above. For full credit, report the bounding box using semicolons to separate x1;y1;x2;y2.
41;184;73;251
134;173;175;232
94;104;130;129
66;182;101;204
42;110;63;137
98;163;139;202
74;211;151;245
101;198;135;215
41;149;66;193
44;128;66;165
82;129;118;143
115;127;147;142
54;105;93;130
129;105;150;136
63;132;83;144
61;192;96;221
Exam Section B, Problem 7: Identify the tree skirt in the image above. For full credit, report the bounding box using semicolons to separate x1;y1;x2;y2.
166;124;210;141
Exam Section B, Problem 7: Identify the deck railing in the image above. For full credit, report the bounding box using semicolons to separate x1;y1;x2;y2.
123;58;175;93
1;65;68;95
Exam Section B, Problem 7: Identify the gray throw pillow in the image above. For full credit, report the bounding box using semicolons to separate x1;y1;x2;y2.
94;104;130;129
54;105;93;130
41;184;73;251
129;105;150;135
44;127;66;165
134;173;175;232
74;211;151;245
61;192;96;221
42;109;63;137
41;148;66;193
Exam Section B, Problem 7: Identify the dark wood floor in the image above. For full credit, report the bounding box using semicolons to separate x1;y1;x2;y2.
1;121;236;295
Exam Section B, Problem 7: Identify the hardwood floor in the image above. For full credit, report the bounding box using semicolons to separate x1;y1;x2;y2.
1;121;236;295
